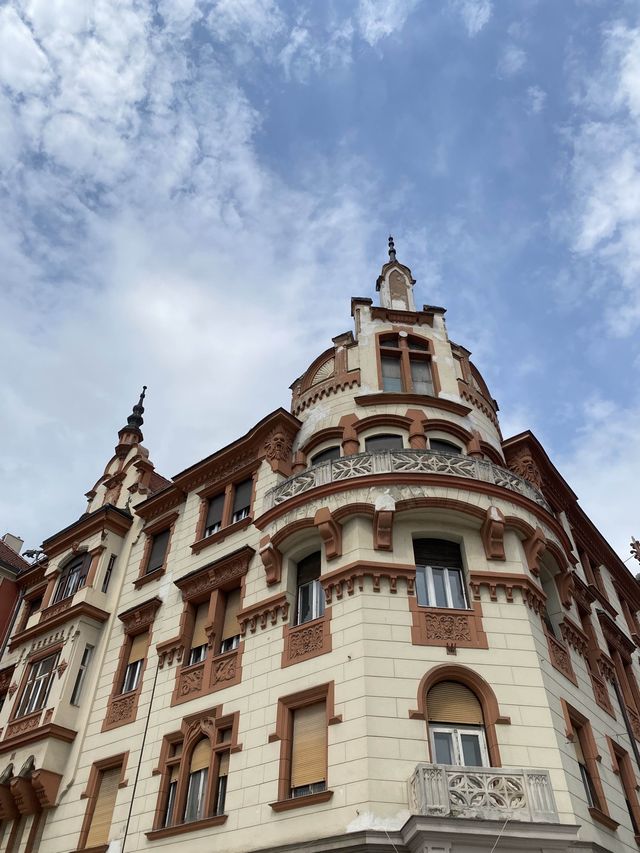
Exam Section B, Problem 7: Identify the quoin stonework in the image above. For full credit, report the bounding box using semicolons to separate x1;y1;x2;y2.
2;241;640;853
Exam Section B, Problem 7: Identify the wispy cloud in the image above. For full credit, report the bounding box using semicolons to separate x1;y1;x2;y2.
449;0;492;37
526;84;547;114
357;0;422;46
497;43;526;77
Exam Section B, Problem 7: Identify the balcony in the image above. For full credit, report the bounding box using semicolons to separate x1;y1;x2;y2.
409;764;559;823
266;449;550;511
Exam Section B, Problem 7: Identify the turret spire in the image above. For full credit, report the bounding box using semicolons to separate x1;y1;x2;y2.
388;235;396;262
124;385;147;432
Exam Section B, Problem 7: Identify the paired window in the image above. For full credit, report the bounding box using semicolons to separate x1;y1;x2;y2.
120;632;147;694
427;681;488;767
379;334;434;395
186;588;242;666
295;553;324;626
146;530;170;575
203;478;253;539
310;446;340;466
16;652;58;718
364;433;403;452
414;539;468;609
70;644;94;706
53;554;91;603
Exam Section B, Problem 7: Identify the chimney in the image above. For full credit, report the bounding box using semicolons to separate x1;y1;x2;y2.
2;533;24;555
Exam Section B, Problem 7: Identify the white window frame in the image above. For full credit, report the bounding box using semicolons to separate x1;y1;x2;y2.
429;724;489;767
416;564;469;609
296;578;324;626
17;653;58;717
184;767;208;823
219;634;240;654
70;644;94;706
188;644;208;666
121;658;143;694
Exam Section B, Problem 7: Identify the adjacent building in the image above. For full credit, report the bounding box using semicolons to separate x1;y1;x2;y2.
2;242;640;853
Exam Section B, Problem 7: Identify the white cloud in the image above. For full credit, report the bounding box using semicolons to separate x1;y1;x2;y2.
0;6;52;94
497;43;526;77
357;0;421;46
526;84;547;114
450;0;492;37
565;22;640;335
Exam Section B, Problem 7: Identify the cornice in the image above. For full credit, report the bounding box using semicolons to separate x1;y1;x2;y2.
8;603;110;652
42;505;133;559
354;393;471;417
175;545;255;601
0;723;76;754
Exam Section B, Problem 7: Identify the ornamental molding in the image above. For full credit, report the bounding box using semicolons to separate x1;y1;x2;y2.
546;632;577;685
560;617;589;658
469;571;546;615
597;610;636;660
238;593;289;636
175;546;255;602
118;597;162;634
322;561;416;604
156;638;184;668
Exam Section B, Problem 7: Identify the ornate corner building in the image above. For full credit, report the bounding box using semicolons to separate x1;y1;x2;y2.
2;243;640;853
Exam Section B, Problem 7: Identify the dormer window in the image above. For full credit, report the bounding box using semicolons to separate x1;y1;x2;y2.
378;334;434;396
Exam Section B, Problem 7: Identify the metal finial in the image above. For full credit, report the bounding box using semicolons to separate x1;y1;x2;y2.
125;385;147;431
388;235;396;262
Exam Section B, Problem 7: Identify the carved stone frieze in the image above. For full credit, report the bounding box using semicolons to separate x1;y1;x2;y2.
176;546;254;602
104;692;136;726
119;597;162;634
282;612;332;668
424;613;472;643
5;712;42;740
590;672;615;717
211;655;237;686
560;618;589;658
596;650;616;683
157;638;184;668
546;633;577;684
40;597;73;623
179;666;204;697
627;705;640;742
469;571;546;615
0;667;15;693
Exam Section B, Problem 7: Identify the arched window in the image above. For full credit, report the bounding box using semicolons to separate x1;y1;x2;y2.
427;681;488;767
310;446;340;466
184;738;211;823
53;554;90;603
429;438;462;455
413;539;468;609
364;433;403;452
379;334;434;395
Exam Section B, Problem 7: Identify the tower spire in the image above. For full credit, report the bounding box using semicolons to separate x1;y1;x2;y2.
123;386;146;432
388;235;396;262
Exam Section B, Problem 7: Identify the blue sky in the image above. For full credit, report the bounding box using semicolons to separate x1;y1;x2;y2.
1;0;639;563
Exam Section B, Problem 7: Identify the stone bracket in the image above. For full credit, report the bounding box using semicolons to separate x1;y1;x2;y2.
481;506;505;560
259;535;283;585
314;508;342;561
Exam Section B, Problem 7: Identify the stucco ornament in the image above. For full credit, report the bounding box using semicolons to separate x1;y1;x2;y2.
264;431;292;462
508;449;543;490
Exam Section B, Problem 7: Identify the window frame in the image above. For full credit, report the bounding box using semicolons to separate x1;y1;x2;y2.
429;724;489;768
70;644;94;707
193;472;257;553
78;753;128;851
14;651;59;719
52;553;91;604
413;539;469;611
377;332;438;396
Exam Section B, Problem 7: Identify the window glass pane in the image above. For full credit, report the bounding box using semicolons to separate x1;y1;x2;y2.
460;733;483;767
365;434;404;452
381;357;403;392
297;582;314;625
205;494;225;536
232;479;252;520
414;539;462;570
432;568;448;608
410;359;433;395
184;769;208;822
415;568;429;606
310;446;340;466
408;339;428;351
433;732;454;764
429;439;461;455
579;763;596;808
164;780;177;827
380;336;399;348
297;553;321;586
448;569;467;609
147;530;169;573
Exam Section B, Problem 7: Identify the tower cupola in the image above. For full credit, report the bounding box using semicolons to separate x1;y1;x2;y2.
375;235;417;311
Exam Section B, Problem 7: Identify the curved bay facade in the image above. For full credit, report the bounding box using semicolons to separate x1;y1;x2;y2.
1;246;640;853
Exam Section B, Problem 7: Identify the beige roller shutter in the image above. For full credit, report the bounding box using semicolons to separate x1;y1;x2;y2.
191;603;209;649
290;702;326;789
427;682;483;725
190;739;211;773
218;750;230;778
127;632;148;664
221;590;241;642
86;766;121;847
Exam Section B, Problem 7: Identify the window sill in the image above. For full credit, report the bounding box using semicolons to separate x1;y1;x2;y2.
191;517;252;554
270;790;333;812
146;814;227;839
74;845;109;853
589;806;619;831
133;565;166;590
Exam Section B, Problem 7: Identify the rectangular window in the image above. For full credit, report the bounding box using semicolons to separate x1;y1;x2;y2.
290;702;327;798
410;359;433;395
70;644;94;706
414;539;468;609
296;553;324;626
381;355;403;392
164;775;178;828
85;765;121;848
101;554;116;593
204;494;225;538
231;479;252;524
219;589;241;654
120;633;147;694
184;739;210;823
429;725;488;767
574;732;599;808
189;602;209;665
147;530;170;574
215;750;229;815
16;653;58;718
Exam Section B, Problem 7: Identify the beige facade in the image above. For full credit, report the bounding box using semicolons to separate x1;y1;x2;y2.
1;245;640;853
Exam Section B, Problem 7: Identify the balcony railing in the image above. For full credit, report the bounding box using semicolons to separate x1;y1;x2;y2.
409;764;559;823
266;450;550;511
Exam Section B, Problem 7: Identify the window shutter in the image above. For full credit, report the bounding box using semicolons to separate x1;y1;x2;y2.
86;766;121;847
413;539;462;569
427;681;483;725
297;553;321;587
205;494;225;531
232;479;252;515
190;739;211;773
290;702;326;788
127;632;148;665
191;603;209;649
218;750;230;777
221;590;241;641
147;529;169;573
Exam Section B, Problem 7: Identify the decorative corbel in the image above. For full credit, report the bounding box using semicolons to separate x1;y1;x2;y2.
406;409;427;450
481;506;505;560
259;535;283;585
524;526;546;576
467;431;483;459
291;450;307;475
314;508;342;561
31;769;63;810
373;493;395;551
339;414;360;456
556;572;575;609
